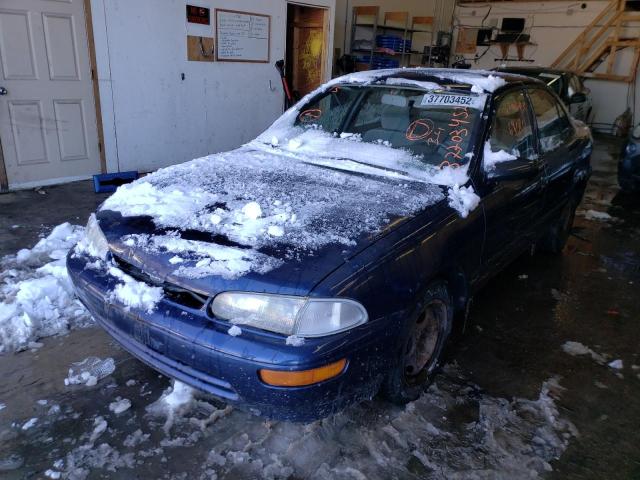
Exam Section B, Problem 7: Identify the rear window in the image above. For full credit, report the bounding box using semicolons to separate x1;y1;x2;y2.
294;85;486;168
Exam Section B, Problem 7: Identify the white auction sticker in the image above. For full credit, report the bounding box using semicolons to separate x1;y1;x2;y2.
420;93;487;110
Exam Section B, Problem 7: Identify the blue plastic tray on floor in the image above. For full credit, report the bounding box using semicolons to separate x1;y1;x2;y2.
92;171;139;193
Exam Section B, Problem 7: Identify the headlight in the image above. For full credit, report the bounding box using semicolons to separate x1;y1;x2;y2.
633;125;640;139
77;213;109;259
626;142;637;156
210;292;368;337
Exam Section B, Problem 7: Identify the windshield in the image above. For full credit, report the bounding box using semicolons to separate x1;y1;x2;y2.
293;85;485;168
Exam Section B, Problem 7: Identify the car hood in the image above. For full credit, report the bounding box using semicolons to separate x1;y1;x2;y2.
97;144;447;296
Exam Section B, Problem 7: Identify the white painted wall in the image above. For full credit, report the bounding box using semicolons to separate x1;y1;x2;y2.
452;1;639;129
90;0;335;173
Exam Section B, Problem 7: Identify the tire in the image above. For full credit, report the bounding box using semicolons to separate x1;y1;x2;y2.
618;174;639;194
539;198;578;254
383;282;453;404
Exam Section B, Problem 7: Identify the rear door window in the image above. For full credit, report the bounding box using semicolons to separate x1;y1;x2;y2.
488;90;536;160
528;88;573;153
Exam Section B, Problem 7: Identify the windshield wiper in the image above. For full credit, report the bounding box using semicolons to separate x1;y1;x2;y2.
334;157;410;176
301;157;413;179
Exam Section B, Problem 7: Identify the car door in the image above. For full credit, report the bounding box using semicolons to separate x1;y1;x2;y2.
526;87;577;225
566;74;589;121
477;88;546;273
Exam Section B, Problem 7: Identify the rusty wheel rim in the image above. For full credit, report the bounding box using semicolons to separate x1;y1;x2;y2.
403;299;446;381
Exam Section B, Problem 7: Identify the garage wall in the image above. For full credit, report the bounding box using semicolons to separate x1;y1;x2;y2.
334;0;456;56
90;0;335;174
451;1;639;129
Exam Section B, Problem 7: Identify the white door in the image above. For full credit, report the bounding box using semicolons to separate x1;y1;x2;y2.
0;0;100;188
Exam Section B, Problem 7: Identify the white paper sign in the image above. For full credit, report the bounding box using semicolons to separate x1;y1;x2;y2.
216;10;270;62
420;93;487;110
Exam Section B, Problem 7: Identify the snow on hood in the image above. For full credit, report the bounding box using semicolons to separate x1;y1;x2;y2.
100;147;445;279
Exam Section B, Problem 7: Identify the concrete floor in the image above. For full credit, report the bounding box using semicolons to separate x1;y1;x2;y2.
0;183;108;257
0;134;638;479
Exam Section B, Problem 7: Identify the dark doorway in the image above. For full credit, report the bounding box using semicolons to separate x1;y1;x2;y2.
285;3;329;99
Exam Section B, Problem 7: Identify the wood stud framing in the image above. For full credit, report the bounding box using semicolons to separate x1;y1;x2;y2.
551;0;640;82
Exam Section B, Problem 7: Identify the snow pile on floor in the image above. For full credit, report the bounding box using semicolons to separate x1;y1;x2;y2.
582;209;614;222
64;356;115;387
0;223;93;353
109;398;131;414
193;368;576;480
123;429;150;448
21;417;38;430
608;359;623;370
146;380;197;433
483;140;518;171
561;341;607;365
13;364;577;479
447;184;481;218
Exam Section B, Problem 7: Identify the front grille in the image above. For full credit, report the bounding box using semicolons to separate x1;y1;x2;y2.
112;256;208;310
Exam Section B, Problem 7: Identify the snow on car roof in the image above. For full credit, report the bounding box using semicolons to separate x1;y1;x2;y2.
323;67;524;93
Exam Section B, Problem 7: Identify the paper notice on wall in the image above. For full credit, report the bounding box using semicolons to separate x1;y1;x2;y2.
215;9;270;62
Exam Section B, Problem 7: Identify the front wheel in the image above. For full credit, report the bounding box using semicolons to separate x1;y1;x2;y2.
539;198;578;254
383;282;452;404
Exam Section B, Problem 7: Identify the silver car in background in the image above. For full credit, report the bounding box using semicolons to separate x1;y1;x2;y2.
495;66;593;123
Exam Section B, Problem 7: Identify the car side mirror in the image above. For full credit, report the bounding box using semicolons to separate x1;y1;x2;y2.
570;92;587;104
487;159;540;182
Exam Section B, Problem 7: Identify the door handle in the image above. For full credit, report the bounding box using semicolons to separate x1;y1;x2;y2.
0;87;7;95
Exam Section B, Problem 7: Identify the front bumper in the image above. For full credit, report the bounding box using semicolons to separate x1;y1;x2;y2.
67;250;387;421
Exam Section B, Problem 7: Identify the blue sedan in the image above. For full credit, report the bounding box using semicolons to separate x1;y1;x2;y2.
619;124;640;192
67;69;592;421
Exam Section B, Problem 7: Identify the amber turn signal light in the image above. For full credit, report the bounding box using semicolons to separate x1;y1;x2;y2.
259;359;347;387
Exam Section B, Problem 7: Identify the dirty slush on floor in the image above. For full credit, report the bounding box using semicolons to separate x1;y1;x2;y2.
0;134;638;479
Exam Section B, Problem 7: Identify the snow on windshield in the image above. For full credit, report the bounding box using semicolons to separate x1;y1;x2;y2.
256;78;487;184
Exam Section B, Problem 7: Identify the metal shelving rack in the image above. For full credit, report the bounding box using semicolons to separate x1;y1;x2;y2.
350;8;417;70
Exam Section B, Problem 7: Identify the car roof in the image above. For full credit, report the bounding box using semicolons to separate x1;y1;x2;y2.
494;66;571;76
332;67;542;93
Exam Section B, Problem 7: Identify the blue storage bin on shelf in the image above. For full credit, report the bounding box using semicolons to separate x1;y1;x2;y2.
376;34;404;53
